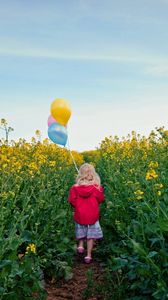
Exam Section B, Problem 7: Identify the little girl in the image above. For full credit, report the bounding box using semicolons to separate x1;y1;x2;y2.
68;163;104;263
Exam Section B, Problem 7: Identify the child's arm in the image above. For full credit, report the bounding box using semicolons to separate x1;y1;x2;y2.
95;186;104;203
68;186;77;207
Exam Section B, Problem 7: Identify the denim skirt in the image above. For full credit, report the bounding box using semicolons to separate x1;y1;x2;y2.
75;220;103;240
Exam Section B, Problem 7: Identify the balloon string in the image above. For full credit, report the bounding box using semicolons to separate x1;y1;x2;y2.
66;137;79;173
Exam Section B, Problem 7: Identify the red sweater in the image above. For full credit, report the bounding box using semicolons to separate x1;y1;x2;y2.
68;184;104;225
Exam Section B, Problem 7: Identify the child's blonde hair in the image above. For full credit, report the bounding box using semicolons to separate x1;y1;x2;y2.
76;163;101;186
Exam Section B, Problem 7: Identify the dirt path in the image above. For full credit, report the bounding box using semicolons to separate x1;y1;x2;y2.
45;255;104;300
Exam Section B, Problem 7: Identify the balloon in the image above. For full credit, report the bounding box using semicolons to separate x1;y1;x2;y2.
47;115;57;127
47;115;67;128
50;98;71;126
48;122;68;146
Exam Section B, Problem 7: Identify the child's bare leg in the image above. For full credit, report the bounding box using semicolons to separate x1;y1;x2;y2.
78;239;84;248
86;238;94;257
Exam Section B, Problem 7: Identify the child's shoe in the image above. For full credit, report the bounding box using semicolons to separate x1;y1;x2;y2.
84;256;92;264
77;246;84;254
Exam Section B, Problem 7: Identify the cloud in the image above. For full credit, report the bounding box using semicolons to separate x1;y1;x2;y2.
145;64;168;76
0;44;168;68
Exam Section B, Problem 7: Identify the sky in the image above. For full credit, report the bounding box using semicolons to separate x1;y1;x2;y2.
0;0;168;151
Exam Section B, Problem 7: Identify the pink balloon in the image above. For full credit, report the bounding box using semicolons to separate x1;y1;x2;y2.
47;115;57;126
47;115;67;127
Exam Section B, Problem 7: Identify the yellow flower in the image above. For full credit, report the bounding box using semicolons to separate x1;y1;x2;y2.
146;169;158;180
155;183;163;189
134;190;144;195
26;243;36;254
149;161;158;169
157;191;161;196
28;162;39;173
126;181;134;185
2;164;8;169
49;161;56;167
136;196;143;200
0;192;9;200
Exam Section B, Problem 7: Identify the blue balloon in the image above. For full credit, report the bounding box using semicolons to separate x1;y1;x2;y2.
48;122;68;146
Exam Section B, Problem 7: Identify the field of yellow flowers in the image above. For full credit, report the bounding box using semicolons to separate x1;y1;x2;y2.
0;127;168;299
96;128;168;299
0;138;83;299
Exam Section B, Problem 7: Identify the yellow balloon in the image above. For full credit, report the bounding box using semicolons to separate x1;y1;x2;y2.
50;98;71;126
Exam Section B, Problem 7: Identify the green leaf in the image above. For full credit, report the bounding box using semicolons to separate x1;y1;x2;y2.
0;260;11;269
157;220;168;232
21;230;35;242
149;237;161;246
111;257;128;271
0;287;5;296
147;251;158;258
